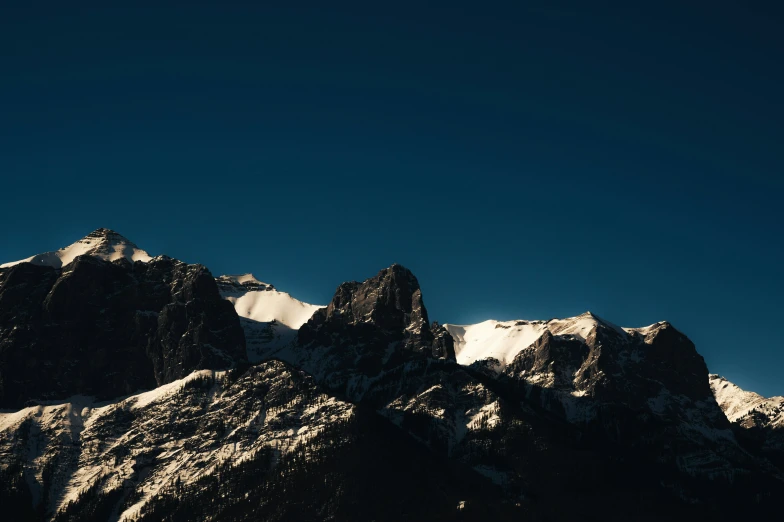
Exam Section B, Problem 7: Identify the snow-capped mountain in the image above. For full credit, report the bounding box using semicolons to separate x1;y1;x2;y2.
0;228;151;269
1;229;782;521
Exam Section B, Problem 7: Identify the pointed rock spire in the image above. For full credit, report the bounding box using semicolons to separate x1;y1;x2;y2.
299;264;452;360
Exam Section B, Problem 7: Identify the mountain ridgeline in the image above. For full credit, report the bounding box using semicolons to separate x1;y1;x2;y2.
0;230;781;521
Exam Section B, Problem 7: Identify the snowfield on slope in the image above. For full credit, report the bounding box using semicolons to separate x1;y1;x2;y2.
217;273;323;361
219;274;322;329
445;320;547;366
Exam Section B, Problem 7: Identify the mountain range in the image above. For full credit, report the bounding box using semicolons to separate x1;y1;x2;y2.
0;229;781;521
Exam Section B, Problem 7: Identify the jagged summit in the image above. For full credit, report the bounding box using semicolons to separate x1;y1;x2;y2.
216;273;275;292
0;227;152;269
321;263;425;329
86;227;122;238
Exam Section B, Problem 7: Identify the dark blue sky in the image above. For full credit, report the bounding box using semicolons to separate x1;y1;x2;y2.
1;2;782;396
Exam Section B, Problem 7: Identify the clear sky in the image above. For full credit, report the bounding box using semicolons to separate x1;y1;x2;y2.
1;2;782;397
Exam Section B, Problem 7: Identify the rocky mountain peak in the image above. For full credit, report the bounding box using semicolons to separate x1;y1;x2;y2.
216;273;275;293
323;263;427;334
283;264;456;400
84;227;124;239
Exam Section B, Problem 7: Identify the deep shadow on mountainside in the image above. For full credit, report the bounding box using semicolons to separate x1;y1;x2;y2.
0;232;781;521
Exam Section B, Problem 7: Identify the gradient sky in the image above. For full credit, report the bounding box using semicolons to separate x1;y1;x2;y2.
1;2;782;397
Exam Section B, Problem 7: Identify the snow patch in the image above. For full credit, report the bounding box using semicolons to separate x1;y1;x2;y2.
466;401;500;431
445;320;546;367
223;288;322;330
218;275;323;362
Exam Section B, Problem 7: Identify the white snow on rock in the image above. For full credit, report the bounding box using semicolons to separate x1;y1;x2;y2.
0;228;151;269
709;374;784;427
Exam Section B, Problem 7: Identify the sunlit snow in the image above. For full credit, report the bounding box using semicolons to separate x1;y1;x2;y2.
0;229;151;269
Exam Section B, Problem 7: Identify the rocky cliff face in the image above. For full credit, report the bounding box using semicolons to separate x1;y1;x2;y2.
502;317;727;423
0;230;246;408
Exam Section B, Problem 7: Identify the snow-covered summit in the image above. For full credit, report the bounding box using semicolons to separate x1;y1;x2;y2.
0;228;152;269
